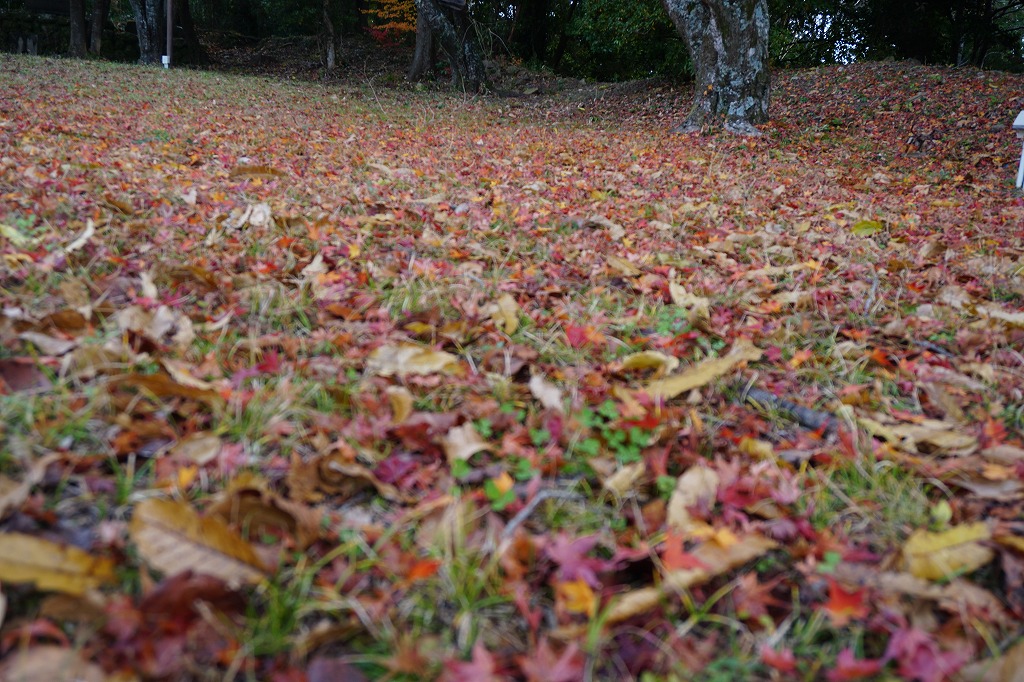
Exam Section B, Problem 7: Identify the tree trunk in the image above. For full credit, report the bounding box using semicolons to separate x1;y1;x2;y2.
89;0;110;54
408;4;435;79
412;0;486;92
322;0;341;70
69;0;88;57
662;0;770;135
128;0;163;64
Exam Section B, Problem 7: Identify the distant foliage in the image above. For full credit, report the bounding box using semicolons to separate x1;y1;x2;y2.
364;0;416;46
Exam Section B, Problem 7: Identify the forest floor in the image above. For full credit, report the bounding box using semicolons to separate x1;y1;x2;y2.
1;45;1024;682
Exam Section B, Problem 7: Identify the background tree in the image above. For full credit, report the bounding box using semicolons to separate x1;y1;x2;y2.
662;0;771;133
411;0;486;91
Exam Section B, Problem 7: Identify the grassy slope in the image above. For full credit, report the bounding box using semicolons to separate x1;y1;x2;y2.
1;53;1023;680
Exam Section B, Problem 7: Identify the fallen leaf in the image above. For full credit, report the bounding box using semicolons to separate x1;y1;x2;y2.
0;645;107;682
555;578;596;618
666;466;720;533
170;432;222;465
130;497;268;587
0;533;115;595
386;386;415;424
441;423;492;465
601;461;645;498
903;522;994;580
529;374;564;412
618;350;680;377
486;293;520;334
0;453;59;520
366;343;459;377
207;473;324;549
646;339;762;400
960;638;1024;682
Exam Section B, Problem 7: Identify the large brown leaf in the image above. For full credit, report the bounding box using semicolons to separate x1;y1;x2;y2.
130;498;267;587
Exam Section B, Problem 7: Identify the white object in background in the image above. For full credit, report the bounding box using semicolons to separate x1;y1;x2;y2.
1014;110;1024;188
162;55;170;69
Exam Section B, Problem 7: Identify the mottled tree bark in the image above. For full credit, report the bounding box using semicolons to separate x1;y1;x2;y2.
662;0;770;134
322;0;341;69
128;0;163;64
89;0;111;54
69;0;88;57
412;0;486;92
408;4;435;79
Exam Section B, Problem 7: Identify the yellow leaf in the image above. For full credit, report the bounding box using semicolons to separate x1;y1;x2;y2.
903;522;994;581
851;219;884;236
385;386;415;424
0;533;115;595
620;351;680;376
486;293;520;334
646;340;762;401
130;498;267;587
738;437;774;460
491;471;514;495
556;578;596;618
602;461;646;498
606;254;642;276
366;343;459;377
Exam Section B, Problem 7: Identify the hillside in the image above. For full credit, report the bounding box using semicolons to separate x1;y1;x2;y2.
1;54;1023;680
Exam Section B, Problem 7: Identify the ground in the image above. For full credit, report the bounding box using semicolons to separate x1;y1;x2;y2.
1;43;1024;682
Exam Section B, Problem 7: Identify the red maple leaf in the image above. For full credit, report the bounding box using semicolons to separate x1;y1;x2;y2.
518;639;584;682
884;628;971;682
826;648;884;681
440;642;500;682
661;531;710;572
823;577;869;626
760;646;797;674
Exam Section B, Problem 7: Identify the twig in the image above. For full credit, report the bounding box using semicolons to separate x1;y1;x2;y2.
500;489;583;544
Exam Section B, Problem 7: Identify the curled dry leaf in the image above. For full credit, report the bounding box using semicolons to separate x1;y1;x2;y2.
668;281;711;323
529;373;564;412
366;343;459;377
0;533;115;595
902;522;994;581
115;304;195;351
646;339;762;401
130;498;267;588
440;423;492;465
160;358;216;391
170;432;223;466
207;473;323;549
0;645;107;682
386;385;415;424
485;293;521;334
618;351;679;377
601;461;646;498
667;466;720;534
584;215;625;240
0;453;59;520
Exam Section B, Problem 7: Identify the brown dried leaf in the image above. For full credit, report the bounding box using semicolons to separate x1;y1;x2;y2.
0;533;116;595
386;386;415;424
601;461;646;498
115;304;195;351
170;432;222;466
207;473;323;549
366;344;459;377
440;423;492;465
0;453;59;520
646;340;762;401
667;466;720;534
130;498;267;587
0;646;107;682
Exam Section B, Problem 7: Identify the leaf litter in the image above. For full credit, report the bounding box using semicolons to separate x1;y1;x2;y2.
0;54;1023;680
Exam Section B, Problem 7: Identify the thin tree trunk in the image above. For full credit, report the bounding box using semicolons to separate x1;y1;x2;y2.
662;0;770;134
408;4;435;79
69;0;88;57
322;0;341;69
550;0;579;71
88;0;110;54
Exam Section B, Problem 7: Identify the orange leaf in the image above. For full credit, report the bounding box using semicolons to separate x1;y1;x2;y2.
823;577;869;626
